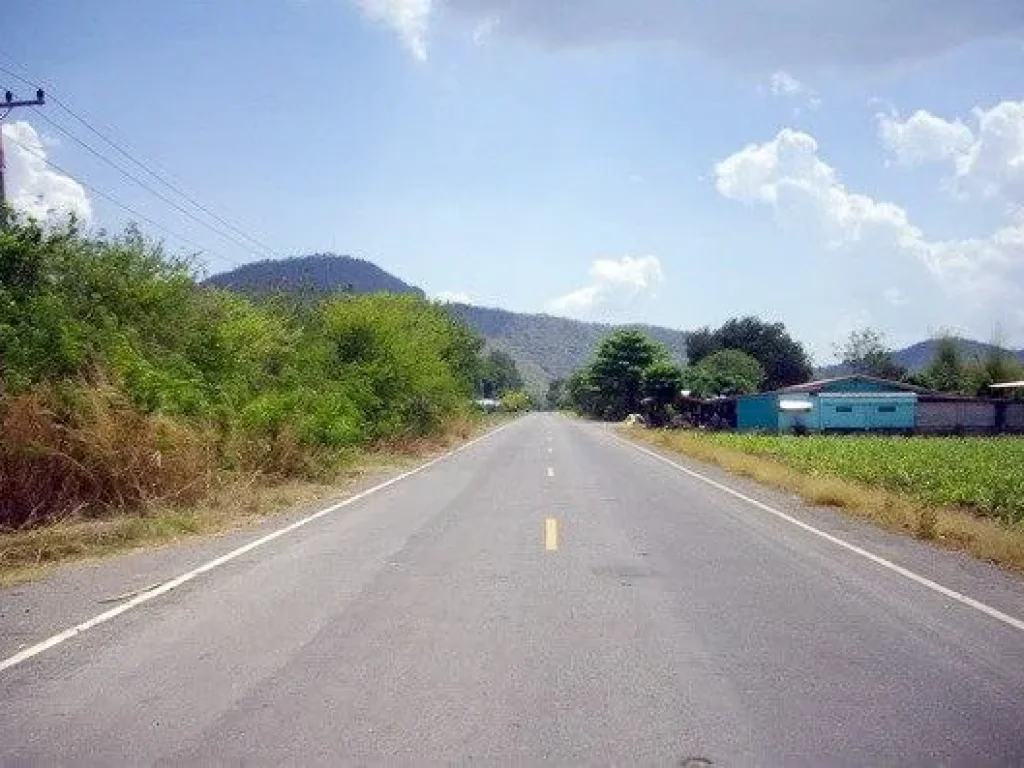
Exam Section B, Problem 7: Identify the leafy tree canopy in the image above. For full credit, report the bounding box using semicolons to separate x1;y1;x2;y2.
834;328;905;380
687;316;812;390
684;349;765;398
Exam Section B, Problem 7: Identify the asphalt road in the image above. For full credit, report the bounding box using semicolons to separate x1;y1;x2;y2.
2;413;1023;765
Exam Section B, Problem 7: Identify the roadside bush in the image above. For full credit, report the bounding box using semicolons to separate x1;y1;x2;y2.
0;214;484;527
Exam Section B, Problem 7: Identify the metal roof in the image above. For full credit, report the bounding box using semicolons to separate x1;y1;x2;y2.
777;374;932;395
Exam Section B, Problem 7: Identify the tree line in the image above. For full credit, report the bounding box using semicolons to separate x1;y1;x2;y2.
552;318;1024;422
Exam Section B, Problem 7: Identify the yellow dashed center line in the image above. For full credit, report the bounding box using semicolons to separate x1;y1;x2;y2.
545;518;559;551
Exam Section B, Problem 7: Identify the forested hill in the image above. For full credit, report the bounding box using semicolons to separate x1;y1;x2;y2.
203;254;424;298
205;256;689;393
818;337;1024;377
444;303;689;384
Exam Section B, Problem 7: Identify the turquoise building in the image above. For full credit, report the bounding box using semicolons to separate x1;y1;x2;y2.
735;375;920;433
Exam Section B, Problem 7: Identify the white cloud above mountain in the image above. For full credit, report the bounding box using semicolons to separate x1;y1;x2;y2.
1;121;92;224
548;255;663;317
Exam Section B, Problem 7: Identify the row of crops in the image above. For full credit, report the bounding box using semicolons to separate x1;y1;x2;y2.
701;434;1024;524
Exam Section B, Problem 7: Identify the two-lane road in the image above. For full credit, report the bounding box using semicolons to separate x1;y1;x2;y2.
2;413;1023;764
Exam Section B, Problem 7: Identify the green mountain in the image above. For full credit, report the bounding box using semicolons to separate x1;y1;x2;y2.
205;256;688;396
443;303;688;393
819;337;1024;377
203;254;424;299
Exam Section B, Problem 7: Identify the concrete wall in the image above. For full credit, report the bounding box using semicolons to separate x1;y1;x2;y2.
1001;403;1024;432
918;401;996;433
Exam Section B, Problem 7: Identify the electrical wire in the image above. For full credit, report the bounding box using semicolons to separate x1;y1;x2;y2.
3;130;237;268
0;55;283;259
27;107;275;259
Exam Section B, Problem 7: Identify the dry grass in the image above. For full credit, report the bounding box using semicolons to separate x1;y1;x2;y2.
0;386;217;529
626;428;1024;574
0;409;507;588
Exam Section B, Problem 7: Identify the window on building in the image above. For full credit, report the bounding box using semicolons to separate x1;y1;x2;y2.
835;406;853;413
878;405;897;413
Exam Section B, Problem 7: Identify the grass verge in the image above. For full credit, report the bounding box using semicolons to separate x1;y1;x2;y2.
0;414;510;589
625;428;1024;574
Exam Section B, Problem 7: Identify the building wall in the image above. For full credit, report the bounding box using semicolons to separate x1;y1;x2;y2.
817;394;916;431
1004;403;1024;431
918;401;996;433
737;394;781;431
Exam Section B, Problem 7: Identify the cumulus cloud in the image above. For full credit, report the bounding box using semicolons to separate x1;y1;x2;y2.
878;110;975;166
715;128;1024;310
548;255;663;317
434;290;472;303
879;101;1024;211
351;0;1024;68
352;0;432;60
1;121;92;223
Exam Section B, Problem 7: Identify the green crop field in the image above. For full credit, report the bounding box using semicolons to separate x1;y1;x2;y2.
700;434;1024;524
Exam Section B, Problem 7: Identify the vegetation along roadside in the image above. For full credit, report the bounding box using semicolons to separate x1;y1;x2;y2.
627;429;1024;573
0;212;527;585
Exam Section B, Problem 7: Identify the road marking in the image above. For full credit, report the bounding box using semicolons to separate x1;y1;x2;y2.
0;422;516;675
615;434;1024;634
545;518;559;551
547;447;553;454
547;467;554;478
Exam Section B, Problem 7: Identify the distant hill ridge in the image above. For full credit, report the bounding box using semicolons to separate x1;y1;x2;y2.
819;337;1024;378
206;255;1024;393
203;254;424;298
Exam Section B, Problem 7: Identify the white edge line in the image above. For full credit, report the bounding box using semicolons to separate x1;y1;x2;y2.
0;421;516;674
613;433;1024;634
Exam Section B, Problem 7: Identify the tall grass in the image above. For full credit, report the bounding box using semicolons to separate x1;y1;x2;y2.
0;213;484;530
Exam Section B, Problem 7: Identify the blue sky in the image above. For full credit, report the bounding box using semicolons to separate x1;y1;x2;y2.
3;0;1024;361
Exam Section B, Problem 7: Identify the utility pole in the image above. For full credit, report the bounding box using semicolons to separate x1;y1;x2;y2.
0;87;46;210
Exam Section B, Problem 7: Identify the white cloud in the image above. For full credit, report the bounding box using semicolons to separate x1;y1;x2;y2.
956;101;1024;207
883;287;911;307
769;70;804;96
548;255;663;316
1;121;92;224
715;128;1024;313
352;0;432;60
879;101;1024;212
352;0;1024;68
878;110;975;166
434;290;472;303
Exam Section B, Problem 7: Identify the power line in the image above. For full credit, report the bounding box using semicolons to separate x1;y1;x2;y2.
3;130;237;267
0;55;283;259
27;106;275;259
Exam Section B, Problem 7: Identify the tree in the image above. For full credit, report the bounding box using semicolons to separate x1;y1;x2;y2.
923;336;966;393
965;340;1024;398
687;316;812;390
642;361;685;425
835;328;905;380
475;349;523;398
546;378;567;410
684;349;765;397
587;330;667;420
